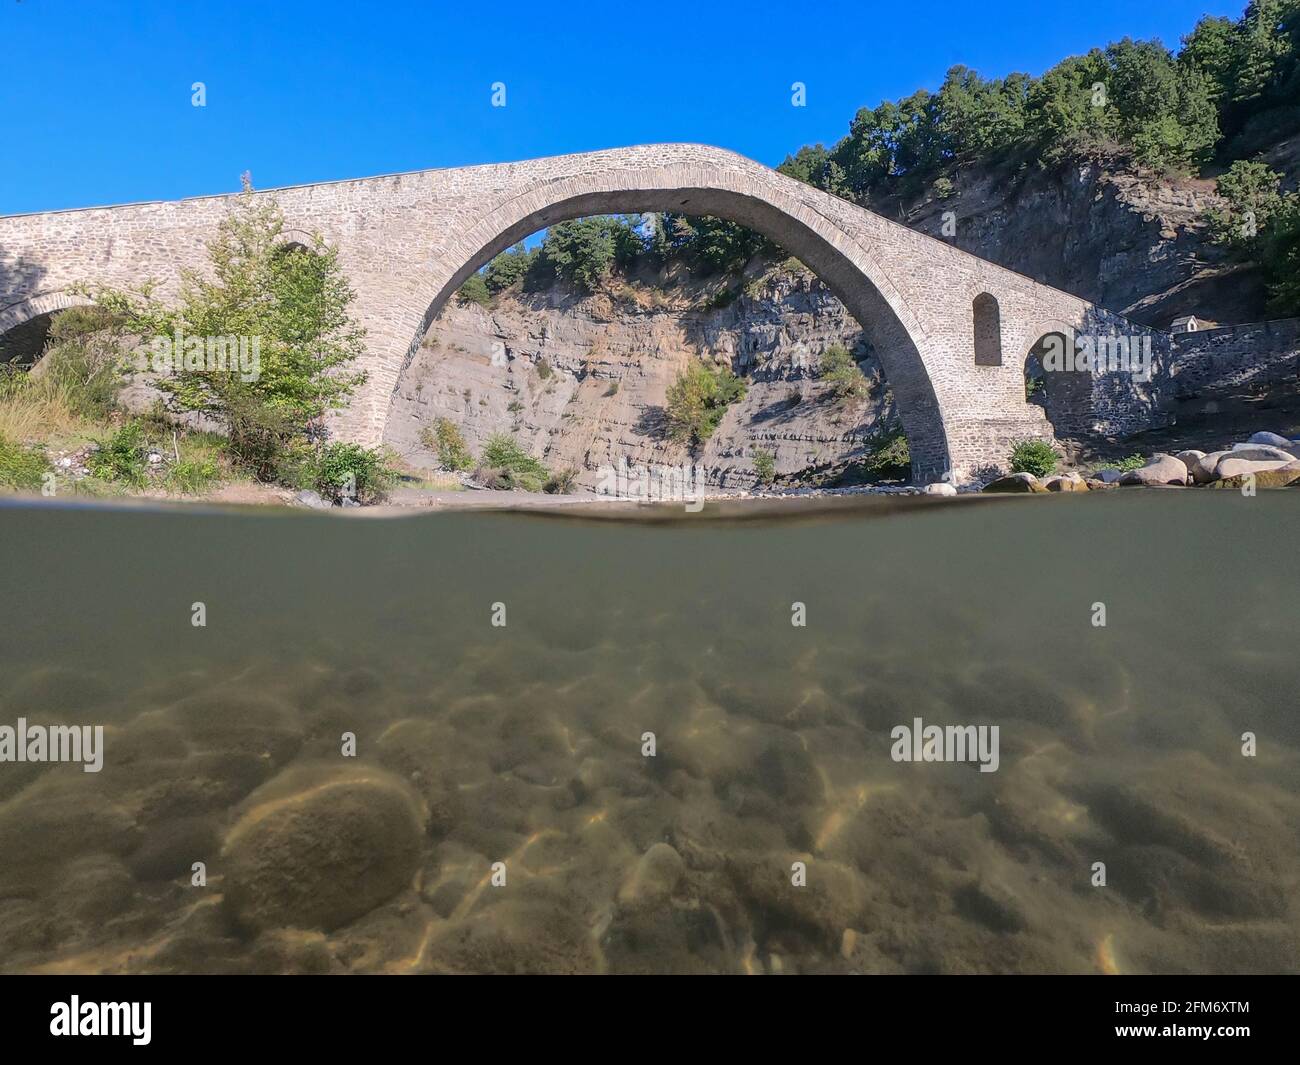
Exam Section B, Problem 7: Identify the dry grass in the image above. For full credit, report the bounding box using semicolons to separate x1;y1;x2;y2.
0;379;95;445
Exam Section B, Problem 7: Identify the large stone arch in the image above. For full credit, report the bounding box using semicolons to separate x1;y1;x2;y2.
375;157;950;481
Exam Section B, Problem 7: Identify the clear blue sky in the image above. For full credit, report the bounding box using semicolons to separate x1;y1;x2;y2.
1;0;1245;215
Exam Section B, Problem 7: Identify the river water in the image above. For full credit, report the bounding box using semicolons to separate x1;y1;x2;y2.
0;491;1296;973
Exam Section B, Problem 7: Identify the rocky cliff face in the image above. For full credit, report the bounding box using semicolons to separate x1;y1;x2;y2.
384;267;895;490
888;142;1297;327
385;147;1292;488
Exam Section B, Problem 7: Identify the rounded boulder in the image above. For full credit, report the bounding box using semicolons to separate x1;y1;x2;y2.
221;766;425;932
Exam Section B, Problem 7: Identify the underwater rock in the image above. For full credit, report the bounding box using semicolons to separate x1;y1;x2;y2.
249;928;335;974
602;899;731;974
954;879;1028;934
127;816;221;883
54;854;138;926
618;842;685;905
429;900;598;975
221;766;425;932
0;775;139;895
164;690;302;767
727;853;868;945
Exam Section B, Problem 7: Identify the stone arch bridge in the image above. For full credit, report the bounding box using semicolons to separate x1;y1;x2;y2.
0;143;1162;483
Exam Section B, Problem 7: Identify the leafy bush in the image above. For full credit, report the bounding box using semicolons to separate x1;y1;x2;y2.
820;344;869;399
484;244;536;293
864;429;911;475
752;447;776;485
652;214;770;275
0;306;129;441
37;306;127;419
86;178;367;483
478;433;551;492
665;360;747;447
88;421;150;487
1009;438;1059;478
1206;160;1300;315
544;467;578;494
308;442;397;504
1094;453;1146;472
166;456;220;494
163;432;224;494
421;417;474;471
0;432;49;490
535;358;553;380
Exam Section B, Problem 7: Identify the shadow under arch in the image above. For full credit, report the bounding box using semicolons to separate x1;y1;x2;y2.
1024;324;1089;438
0;290;95;366
399;181;952;482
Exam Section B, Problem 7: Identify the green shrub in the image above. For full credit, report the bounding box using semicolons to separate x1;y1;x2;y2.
543;468;578;494
665;360;747;446
864;429;911;474
820;344;869;400
535;358;553;380
478;433;551;492
1009;438;1059;478
484;244;535;293
307;442;397;504
1094;453;1146;473
162;431;224;494
88;421;150;487
421;417;474;471
37;306;127;419
85;179;368;485
0;432;49;490
166;456;220;494
752;447;776;486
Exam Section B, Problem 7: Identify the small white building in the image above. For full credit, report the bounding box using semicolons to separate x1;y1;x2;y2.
1170;315;1202;334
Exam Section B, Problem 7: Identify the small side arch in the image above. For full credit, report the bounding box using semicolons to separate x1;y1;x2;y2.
0;290;96;366
972;293;1002;366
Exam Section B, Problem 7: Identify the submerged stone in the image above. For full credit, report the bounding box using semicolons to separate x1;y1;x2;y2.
221;766;425;932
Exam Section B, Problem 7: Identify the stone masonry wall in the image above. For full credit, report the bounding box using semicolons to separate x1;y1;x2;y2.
1165;318;1300;401
0;142;1210;483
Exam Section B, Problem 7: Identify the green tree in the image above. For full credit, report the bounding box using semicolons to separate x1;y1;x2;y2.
658;214;769;275
536;217;643;293
86;178;367;479
1207;160;1288;251
1181;15;1238;105
936;67;1031;162
457;272;491;307
484;243;535;293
